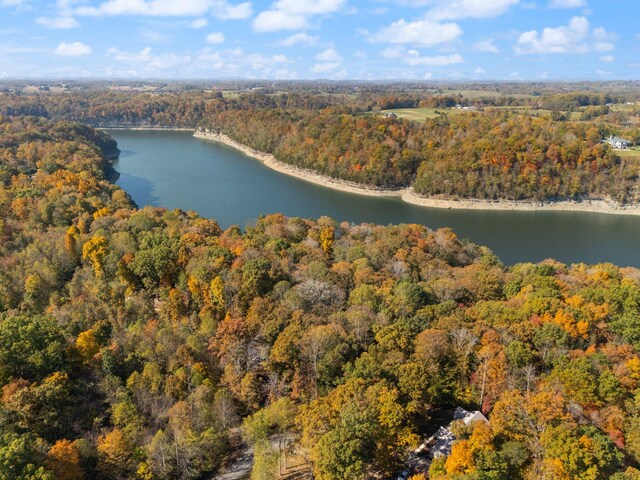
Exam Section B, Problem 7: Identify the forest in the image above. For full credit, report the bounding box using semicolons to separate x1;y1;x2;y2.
3;114;640;479
1;85;640;202
200;108;637;201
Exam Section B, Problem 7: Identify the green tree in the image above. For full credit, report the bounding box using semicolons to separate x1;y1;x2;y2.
0;432;54;480
0;315;66;384
129;232;178;287
540;424;622;480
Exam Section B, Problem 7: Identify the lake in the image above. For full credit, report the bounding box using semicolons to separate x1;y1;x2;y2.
108;129;640;266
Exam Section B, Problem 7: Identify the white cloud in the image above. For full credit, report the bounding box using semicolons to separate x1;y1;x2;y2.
515;16;614;55
380;46;406;59
599;55;614;63
139;28;171;43
426;0;519;20
107;46;152;62
206;32;225;44
353;50;366;59
312;48;343;73
253;0;346;32
279;32;319;46
311;62;340;73
315;48;342;62
189;18;208;29
217;2;252;19
596;69;611;76
6;41;298;79
381;0;518;19
0;0;26;6
146;53;191;69
76;0;252;20
379;46;463;68
273;68;298;79
593;42;614;52
472;39;499;53
548;0;586;8
198;48;291;76
253;10;306;32
54;41;91;56
404;53;464;66
107;46;191;70
474;67;486;74
367;19;462;47
57;0;82;8
268;0;345;15
36;16;79;29
42;0;82;27
593;27;615;52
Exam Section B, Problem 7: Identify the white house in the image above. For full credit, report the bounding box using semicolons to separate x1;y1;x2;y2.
606;135;631;150
414;407;489;459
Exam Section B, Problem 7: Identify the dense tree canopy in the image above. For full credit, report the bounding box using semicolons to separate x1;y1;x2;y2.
2;115;640;479
201;108;637;200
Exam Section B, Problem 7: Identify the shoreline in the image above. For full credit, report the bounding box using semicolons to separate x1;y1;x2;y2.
190;129;640;216
400;190;640;215
100;126;195;131
194;129;403;198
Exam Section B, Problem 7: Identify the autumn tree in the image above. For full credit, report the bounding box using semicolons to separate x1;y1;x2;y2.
45;440;84;480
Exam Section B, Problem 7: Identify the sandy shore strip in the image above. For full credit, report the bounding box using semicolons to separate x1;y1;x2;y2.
194;130;402;198
401;190;640;215
194;129;640;216
101;126;195;131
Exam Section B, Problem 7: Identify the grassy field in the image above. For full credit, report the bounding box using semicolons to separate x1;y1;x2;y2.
380;105;582;122
379;107;459;122
609;103;638;112
492;105;583;120
615;146;640;160
381;101;640;126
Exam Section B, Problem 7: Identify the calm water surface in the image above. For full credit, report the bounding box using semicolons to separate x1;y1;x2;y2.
108;129;640;266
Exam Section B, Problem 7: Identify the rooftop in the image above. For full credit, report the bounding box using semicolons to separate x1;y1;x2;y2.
415;407;488;459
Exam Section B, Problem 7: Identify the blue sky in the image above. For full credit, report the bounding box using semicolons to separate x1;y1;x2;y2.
0;0;638;80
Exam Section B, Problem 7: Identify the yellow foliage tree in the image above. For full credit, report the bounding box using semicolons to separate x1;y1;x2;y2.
82;236;109;278
445;439;476;475
93;206;113;219
46;439;84;480
76;329;100;361
98;427;134;470
64;225;80;258
319;226;334;256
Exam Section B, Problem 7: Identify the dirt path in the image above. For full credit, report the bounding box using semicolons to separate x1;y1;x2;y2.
212;432;253;480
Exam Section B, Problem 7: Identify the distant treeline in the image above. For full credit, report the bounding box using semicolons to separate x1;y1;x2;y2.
3;88;638;126
0;91;346;127
365;92;634;111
